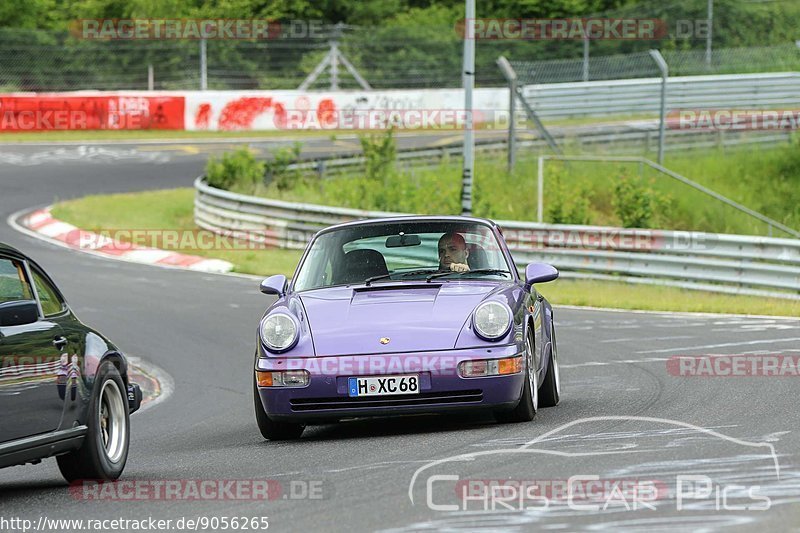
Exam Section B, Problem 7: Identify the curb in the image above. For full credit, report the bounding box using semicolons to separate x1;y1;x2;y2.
18;207;234;274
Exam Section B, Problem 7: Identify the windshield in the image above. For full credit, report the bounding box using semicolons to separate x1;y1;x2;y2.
292;220;513;292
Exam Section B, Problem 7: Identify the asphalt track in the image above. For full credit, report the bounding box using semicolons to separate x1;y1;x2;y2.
0;139;799;532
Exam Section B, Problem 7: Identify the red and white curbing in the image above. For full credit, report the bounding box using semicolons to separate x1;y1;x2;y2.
21;208;233;273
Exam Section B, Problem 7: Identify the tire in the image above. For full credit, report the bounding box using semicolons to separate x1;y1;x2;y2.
539;320;561;408
495;329;538;423
57;361;129;482
253;378;305;441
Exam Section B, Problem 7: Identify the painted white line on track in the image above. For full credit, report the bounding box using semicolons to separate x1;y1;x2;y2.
636;337;800;354
561;357;670;369
600;335;695;343
556;304;800;321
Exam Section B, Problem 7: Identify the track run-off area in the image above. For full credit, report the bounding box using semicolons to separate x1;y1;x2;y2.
0;138;798;532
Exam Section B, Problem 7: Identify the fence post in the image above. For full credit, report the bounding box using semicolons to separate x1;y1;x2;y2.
582;33;590;82
706;0;714;70
496;57;517;172
461;0;476;216
200;38;208;90
147;64;154;91
649;49;668;165
537;156;544;223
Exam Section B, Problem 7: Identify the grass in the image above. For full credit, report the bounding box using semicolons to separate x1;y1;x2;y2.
50;188;800;317
539;279;800;317
50;188;303;277
248;140;800;237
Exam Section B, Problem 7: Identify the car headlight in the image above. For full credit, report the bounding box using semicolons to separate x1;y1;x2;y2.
472;301;512;341
260;313;299;353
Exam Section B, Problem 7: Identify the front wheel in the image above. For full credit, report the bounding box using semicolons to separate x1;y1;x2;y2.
57;361;130;482
495;329;538;423
253;378;305;441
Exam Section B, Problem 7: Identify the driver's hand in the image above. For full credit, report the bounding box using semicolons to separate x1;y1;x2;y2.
448;262;470;273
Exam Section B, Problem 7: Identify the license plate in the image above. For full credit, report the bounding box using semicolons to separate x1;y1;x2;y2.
348;375;420;397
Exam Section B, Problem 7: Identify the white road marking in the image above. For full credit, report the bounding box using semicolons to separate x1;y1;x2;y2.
636;337;800;354
600;335;695;343
561;357;670;369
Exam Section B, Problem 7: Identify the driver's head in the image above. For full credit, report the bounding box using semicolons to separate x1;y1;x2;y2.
438;232;469;268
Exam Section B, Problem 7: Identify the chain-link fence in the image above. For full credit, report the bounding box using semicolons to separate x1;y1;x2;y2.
510;44;800;85
0;0;798;91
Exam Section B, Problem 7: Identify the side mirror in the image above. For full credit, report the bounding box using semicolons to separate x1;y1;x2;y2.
524;263;559;288
260;275;287;296
0;300;40;327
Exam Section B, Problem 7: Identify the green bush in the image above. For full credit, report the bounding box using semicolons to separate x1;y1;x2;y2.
265;143;303;192
358;128;397;182
612;175;671;228
546;171;592;225
205;147;265;194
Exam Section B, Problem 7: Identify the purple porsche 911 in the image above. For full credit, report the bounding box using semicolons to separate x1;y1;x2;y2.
253;216;561;440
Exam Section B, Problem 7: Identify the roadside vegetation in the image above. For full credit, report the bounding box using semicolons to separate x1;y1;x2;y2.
210;132;800;237
3;1;799;92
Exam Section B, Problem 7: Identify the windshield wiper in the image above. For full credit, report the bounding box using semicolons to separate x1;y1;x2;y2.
364;273;393;286
399;269;439;278
426;271;458;282
364;269;440;286
459;269;513;277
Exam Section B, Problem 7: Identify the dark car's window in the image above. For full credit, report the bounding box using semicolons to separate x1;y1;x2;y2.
0;258;34;303
31;269;65;316
294;221;512;291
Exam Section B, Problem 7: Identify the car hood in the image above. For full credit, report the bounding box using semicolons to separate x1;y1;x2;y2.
299;282;499;356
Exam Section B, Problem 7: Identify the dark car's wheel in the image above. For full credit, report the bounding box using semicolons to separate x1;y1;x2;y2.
57;361;129;482
253;379;305;440
539;320;561;408
496;329;538;423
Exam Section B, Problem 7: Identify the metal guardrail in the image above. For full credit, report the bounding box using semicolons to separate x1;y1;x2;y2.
520;72;800;119
194;177;800;300
287;125;793;179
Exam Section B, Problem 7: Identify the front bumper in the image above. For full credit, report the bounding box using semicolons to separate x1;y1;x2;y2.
255;346;524;423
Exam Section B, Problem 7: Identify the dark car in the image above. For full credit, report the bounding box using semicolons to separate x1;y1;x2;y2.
0;243;141;481
253;216;561;440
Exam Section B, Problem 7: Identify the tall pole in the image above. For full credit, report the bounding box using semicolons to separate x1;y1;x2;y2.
200;38;208;90
330;23;342;91
330;40;339;90
706;0;713;70
496;56;517;172
461;0;475;216
582;32;590;82
649;50;668;165
507;75;517;172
